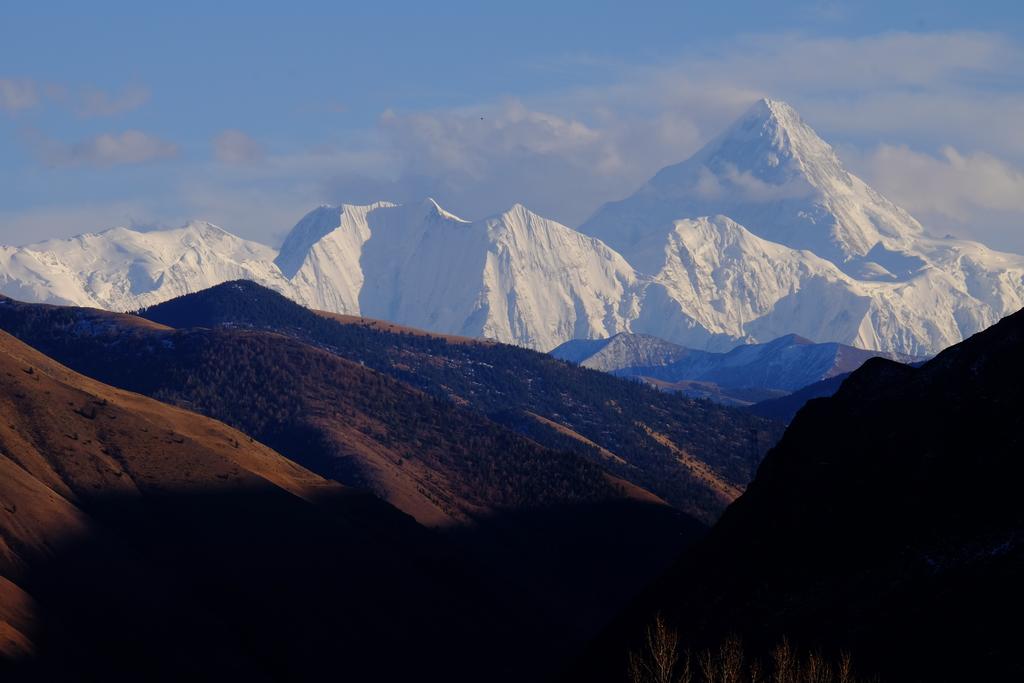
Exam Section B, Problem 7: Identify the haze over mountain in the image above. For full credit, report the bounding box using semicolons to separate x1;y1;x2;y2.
1;99;1022;357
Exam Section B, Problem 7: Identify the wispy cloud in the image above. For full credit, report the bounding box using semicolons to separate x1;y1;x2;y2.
685;30;1016;91
849;144;1024;249
865;145;1024;220
0;200;159;246
213;129;264;164
343;30;1024;231
0;78;150;116
5;30;1024;253
77;85;150;117
170;30;1024;243
0;78;39;112
33;130;179;167
347;97;709;224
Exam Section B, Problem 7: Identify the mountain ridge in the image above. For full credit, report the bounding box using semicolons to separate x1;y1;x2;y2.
570;305;1024;682
1;98;1022;356
0;286;722;680
553;329;920;395
127;280;780;522
582;97;924;266
0;326;488;679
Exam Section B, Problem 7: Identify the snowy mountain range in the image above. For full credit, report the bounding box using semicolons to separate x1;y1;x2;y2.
1;98;1021;355
276;200;639;351
583;98;1024;355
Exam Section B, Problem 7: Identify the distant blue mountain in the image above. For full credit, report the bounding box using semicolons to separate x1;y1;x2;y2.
552;332;922;399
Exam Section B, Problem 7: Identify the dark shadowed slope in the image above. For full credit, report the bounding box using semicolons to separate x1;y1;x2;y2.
553;331;920;396
0;295;633;527
0;296;704;680
135;280;783;522
0;329;522;682
570;308;1024;682
745;372;850;423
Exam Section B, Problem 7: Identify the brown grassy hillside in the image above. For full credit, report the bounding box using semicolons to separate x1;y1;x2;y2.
0;312;704;681
0;297;665;527
132;281;784;523
0;329;508;680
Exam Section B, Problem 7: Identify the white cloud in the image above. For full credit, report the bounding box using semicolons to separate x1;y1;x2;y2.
865;145;1024;219
804;91;1024;156
6;30;1024;253
690;165;815;202
379;100;606;176
341;30;1024;232
174;179;323;247
213;129;264;164
0;78;151;116
38;130;179;167
850;144;1024;251
533;30;1020;124
356;97;708;224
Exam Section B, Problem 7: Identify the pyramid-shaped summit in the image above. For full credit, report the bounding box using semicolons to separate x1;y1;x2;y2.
655;98;846;193
577;97;1024;356
582;97;923;267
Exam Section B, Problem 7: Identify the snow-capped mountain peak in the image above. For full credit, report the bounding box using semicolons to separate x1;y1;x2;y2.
1;98;1022;358
654;97;846;194
268;198;640;350
583;97;924;268
0;220;287;310
551;332;690;372
274;201;395;278
581;98;1024;355
424;196;470;223
179;219;231;236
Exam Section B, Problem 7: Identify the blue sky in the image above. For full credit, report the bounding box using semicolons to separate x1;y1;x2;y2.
2;1;1023;250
